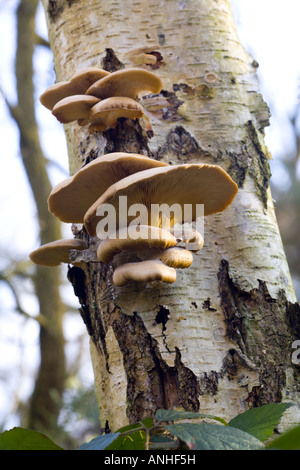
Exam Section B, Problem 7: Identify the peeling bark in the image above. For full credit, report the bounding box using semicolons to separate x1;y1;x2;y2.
41;0;300;430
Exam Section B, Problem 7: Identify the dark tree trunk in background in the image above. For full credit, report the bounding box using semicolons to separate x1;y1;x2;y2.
11;0;66;434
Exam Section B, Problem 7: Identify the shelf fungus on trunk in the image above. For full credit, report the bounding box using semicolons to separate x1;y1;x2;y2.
171;228;204;252
83;163;239;237
47;152;168;223
96;225;177;264
39;67;110;110
86;96;145;134
96;226;194;286
83;163;238;286
29;239;87;266
51;95;101;124
85;67;163;100
40;67;162;133
112;259;177;286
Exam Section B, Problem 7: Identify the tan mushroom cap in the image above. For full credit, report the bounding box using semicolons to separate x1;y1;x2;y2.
52;95;100;123
48;153;168;224
87;96;144;131
84;164;238;237
40;67;110;110
112;260;177;286
172;228;204;252
29;239;86;267
86;67;163;99
97;225;177;263
158;246;193;268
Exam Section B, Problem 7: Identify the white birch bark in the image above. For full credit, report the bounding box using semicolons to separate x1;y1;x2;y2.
41;0;300;431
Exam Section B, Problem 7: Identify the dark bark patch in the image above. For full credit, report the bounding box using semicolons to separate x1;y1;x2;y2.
147;51;164;69
198;371;219;396
160;90;184;122
101;48;124;72
174;348;200;411
103;120;151;156
67;265;87;306
107;311;200;422
218;258;300;405
202;298;217;311
47;0;79;22
246;120;271;208
47;0;64;21
224;148;249;188
156;125;211;162
155;305;170;331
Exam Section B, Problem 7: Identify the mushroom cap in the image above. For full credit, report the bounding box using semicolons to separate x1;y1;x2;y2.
172;228;204;252
29;239;86;266
158;246;193;268
40;67;110;110
85;67;163;99
97;225;177;263
88;96;144;130
52;95;100;123
112;260;177;286
84;164;238;236
48;153;168;223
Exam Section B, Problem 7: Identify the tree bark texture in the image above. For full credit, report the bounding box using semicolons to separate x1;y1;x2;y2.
41;0;300;431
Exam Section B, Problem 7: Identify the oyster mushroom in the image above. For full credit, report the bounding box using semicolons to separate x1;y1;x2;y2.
84;163;238;237
29;239;86;266
40;67;110;110
86;67;162;99
48;153;168;224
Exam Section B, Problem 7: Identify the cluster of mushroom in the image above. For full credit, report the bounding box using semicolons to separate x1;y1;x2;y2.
29;152;238;287
39;66;162;134
30;65;238;286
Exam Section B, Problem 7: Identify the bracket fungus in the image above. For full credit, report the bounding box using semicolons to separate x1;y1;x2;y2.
124;45;162;67
112;260;177;287
96;225;177;264
29;239;86;267
52;95;100;123
40;67;110;110
87;96;145;133
96;225;194;286
172;228;204;252
85;67;163;100
84;163;238;237
157;246;193;268
48;152;168;223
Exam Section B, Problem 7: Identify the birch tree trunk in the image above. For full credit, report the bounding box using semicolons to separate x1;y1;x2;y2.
41;0;300;431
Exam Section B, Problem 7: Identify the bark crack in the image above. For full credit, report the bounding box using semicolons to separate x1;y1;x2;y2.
218;258;300;406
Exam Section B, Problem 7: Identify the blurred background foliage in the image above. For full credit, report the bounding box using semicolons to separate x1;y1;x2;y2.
0;0;299;450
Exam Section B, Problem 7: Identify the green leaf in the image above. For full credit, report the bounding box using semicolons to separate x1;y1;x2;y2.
78;433;120;450
0;427;63;450
266;424;300;450
155;409;228;426
106;429;146;450
166;423;264;450
105;419;154;451
229;403;293;442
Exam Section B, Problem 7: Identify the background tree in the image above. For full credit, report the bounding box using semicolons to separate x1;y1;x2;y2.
1;0;66;435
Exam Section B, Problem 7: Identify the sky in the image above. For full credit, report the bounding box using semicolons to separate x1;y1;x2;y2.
0;0;300;430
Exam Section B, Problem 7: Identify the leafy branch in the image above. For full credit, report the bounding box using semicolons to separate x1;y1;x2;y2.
1;402;299;450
